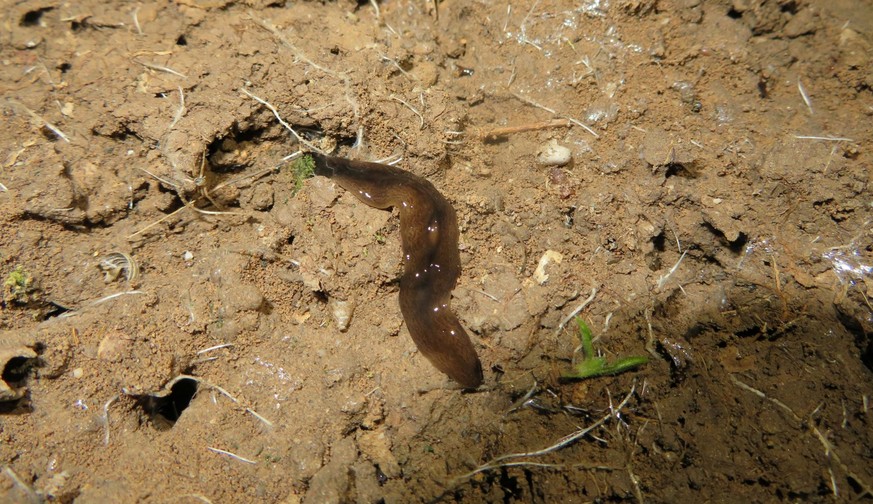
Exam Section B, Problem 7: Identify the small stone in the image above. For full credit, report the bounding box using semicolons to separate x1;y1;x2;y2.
537;139;572;166
331;299;355;332
533;250;564;285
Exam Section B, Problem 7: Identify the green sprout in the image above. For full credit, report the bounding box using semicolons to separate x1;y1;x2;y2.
3;265;37;305
291;153;316;194
562;317;648;380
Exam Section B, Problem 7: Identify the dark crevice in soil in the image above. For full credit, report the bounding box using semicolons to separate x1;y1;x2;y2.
20;7;53;27
137;377;198;429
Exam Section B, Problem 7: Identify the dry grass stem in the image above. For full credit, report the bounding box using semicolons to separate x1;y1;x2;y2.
390;94;425;129
449;383;636;488
656;250;687;290
797;78;814;114
7;98;71;142
368;0;381;19
793;135;854;142
168;86;186;131
131;6;143;34
518;0;542;50
240;88;323;152
91;290;145;306
133;59;188;79
554;287;598;338
206;447;257;465
251;15;363;145
175;374;274;427
476;119;572;140
197;343;234;355
511;92;599;138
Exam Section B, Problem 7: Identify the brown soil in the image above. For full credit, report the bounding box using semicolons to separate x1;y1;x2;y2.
2;0;872;502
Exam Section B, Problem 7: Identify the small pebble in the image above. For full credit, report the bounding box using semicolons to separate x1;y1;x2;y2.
537;139;573;166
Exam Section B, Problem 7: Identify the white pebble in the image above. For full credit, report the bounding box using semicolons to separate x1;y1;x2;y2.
537;139;572;166
331;299;356;332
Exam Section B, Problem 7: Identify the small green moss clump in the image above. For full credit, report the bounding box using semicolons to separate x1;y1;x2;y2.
291;154;316;194
3;265;38;305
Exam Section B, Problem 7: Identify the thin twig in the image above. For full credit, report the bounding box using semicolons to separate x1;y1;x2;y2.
477;119;572;140
512;92;599;138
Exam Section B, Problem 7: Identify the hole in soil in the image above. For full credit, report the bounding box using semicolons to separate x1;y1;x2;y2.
2;356;34;386
498;467;523;503
562;207;575;228
735;325;760;338
138;377;198;429
44;300;73;319
58;62;72;73
757;77;769;98
375;464;388;485
702;222;748;253
727;8;742;19
664;162;699;178
176;34;187;45
836;308;873;372
20;7;53;26
646;231;668;271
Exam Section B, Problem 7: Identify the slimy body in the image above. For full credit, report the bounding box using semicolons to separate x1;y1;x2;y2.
311;153;484;389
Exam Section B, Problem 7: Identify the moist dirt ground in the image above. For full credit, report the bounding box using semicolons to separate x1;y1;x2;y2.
1;0;872;502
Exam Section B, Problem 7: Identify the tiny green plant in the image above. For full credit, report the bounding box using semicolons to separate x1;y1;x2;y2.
562;317;648;380
3;265;37;305
291;153;316;194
